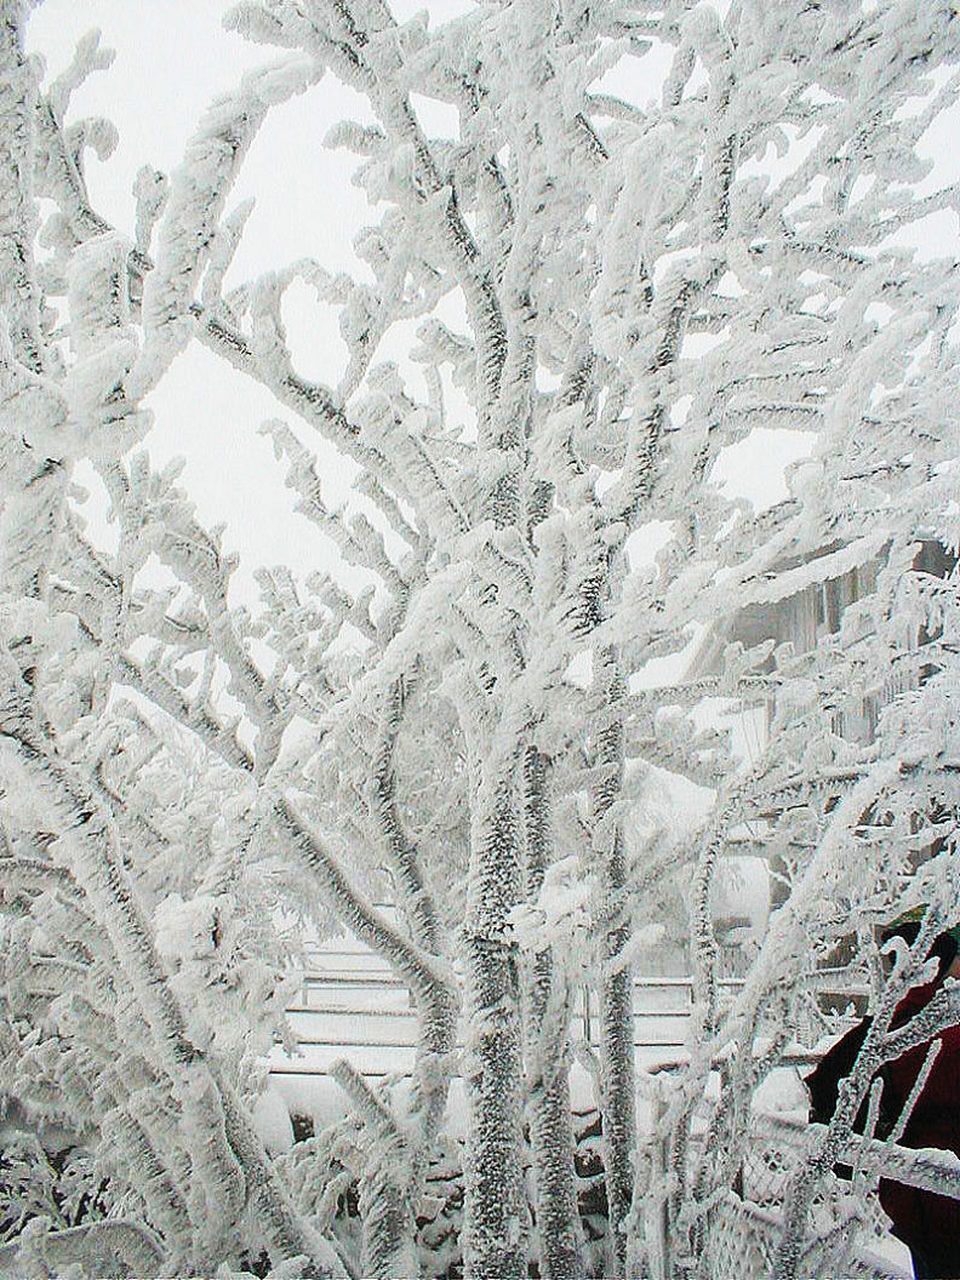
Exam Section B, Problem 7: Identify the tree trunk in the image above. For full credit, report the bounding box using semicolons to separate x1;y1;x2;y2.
462;770;527;1280
522;747;584;1280
591;647;635;1278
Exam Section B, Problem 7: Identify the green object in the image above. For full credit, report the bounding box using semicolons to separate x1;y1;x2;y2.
890;906;927;926
886;908;960;942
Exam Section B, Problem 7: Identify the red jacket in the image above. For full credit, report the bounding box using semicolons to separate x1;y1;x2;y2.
878;977;960;1265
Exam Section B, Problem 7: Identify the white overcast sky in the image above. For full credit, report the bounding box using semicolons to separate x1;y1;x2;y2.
25;2;960;607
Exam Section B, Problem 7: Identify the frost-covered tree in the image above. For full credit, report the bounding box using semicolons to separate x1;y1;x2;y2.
0;5;348;1275
2;0;960;1277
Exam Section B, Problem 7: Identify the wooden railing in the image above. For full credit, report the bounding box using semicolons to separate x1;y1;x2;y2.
271;974;748;1079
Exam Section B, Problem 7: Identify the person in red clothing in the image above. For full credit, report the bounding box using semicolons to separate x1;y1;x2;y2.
876;923;960;1280
805;922;960;1279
